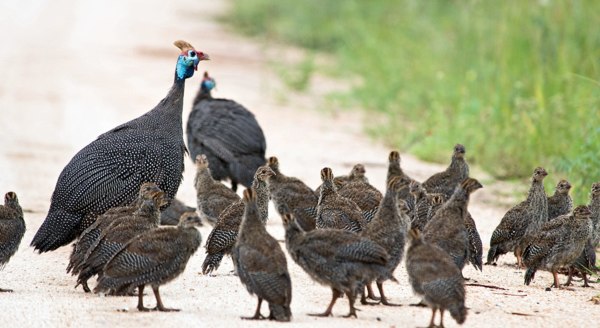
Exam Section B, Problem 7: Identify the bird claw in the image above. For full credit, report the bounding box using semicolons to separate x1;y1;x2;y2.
154;306;180;312
308;312;333;317
242;314;265;320
0;288;14;293
342;311;357;318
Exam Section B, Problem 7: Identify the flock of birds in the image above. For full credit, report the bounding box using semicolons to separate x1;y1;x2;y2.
1;40;599;327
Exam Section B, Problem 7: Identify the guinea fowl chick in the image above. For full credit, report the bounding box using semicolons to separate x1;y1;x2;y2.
315;163;369;196
233;189;292;321
0;192;26;293
422;144;470;200
464;212;484;272
160;198;199;226
32;41;208;253
360;176;411;306
76;191;165;292
201;166;275;275
548;180;573;220
316;167;366;232
427;193;447;221
386;151;416;203
406;229;467;328
423;178;483;272
67;182;165;292
282;213;388;318
95;212;202;311
186;71;267;192
523;205;593;288
338;164;383;224
194;154;241;226
408;181;433;231
487;167;548;267
266;156;318;231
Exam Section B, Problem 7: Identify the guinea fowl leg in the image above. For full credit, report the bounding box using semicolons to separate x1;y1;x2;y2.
242;298;265;320
428;308;437;328
377;282;401;306
360;285;379;305
137;285;150;312
564;267;574;286
81;281;91;293
342;291;358;318
152;285;180;312
552;271;562;289
231;180;238;192
439;308;445;328
308;288;340;317
582;273;591;288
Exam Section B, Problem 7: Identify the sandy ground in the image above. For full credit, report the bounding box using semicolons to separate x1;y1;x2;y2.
0;0;598;327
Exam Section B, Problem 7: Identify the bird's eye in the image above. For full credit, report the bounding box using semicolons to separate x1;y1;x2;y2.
189;51;196;57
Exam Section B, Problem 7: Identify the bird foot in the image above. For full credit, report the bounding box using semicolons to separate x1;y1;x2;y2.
154;306;180;312
242;314;266;320
360;299;380;306
0;288;14;293
308;311;333;317
380;299;402;307
138;306;152;312
410;301;428;307
342;311;357;318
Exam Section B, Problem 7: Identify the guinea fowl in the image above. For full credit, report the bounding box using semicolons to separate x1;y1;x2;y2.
360;176;411;306
194;154;240;226
233;189;292;321
316;167;366;232
337;164;383;224
160;198;199;226
266;156;318;232
487;167;548;267
314;163;369;196
95;212;202;311
547;180;573;220
0;192;26;293
523;205;593;289
76;191;165;291
186;71;266;192
422;144;470;200
67;182;165;292
31;40;209;253
406;229;467;328
201;166;274;275
282;213;388;318
386;151;416;203
423;178;483;272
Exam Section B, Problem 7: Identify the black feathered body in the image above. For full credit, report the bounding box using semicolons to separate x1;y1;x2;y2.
0;195;26;269
187;95;266;190
32;80;187;252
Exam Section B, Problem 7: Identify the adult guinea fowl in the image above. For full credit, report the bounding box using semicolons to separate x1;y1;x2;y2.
186;71;266;192
31;40;209;253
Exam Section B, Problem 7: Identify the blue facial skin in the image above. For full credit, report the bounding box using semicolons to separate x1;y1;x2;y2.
176;54;200;80
201;78;216;91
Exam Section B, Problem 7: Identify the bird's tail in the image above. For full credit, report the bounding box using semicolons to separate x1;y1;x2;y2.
201;252;224;275
448;302;467;324
269;303;292;322
31;208;82;253
524;268;536;285
485;245;498;265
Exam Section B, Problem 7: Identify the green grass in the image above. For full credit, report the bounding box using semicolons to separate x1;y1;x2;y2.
226;0;600;204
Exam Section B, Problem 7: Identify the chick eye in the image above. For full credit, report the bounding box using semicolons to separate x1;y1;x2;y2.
189;50;196;57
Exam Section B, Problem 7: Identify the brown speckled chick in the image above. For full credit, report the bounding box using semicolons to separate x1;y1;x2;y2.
67;182;165;292
406;229;467;328
266;156;318;231
0;192;26;293
386;151;416;203
314;163;368;195
76;189;167;292
233;189;292;321
194;154;241;226
94;212;202;311
201;166;275;275
282;213;388;318
316;167;366;233
408;181;434;231
523;205;593;289
423;178;483;272
360;176;411;306
338;164;383;224
487;167;548;267
547;179;573;220
422;144;470;200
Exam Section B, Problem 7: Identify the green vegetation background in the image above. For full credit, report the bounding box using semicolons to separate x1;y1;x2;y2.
227;0;600;203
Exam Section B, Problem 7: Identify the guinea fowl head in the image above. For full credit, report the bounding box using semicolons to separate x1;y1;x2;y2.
267;156;280;173
453;144;466;159
195;154;209;169
573;205;592;219
460;178;483;194
201;71;216;92
532;167;548;182
409;180;423;195
389;151;400;164
255;166;276;181
389;176;409;192
591;182;600;198
555;180;572;194
4;191;18;206
350;164;366;178
173;40;209;80
408;228;422;243
138;182;166;205
320;167;334;183
242;188;256;204
429;193;447;205
178;211;203;228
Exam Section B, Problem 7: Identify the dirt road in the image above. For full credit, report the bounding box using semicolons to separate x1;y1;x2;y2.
0;1;597;327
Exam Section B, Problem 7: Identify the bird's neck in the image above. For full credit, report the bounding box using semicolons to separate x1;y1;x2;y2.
252;180;270;222
319;182;336;202
387;164;403;183
239;205;265;238
194;168;214;191
527;180;548;219
448;156;468;175
192;87;212;107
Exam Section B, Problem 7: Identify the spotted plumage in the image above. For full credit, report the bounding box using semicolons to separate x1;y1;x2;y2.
0;192;26;293
548;179;573;220
422;144;470;200
316;167;366;232
337;164;383;224
194;154;240;226
31;41;209;253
